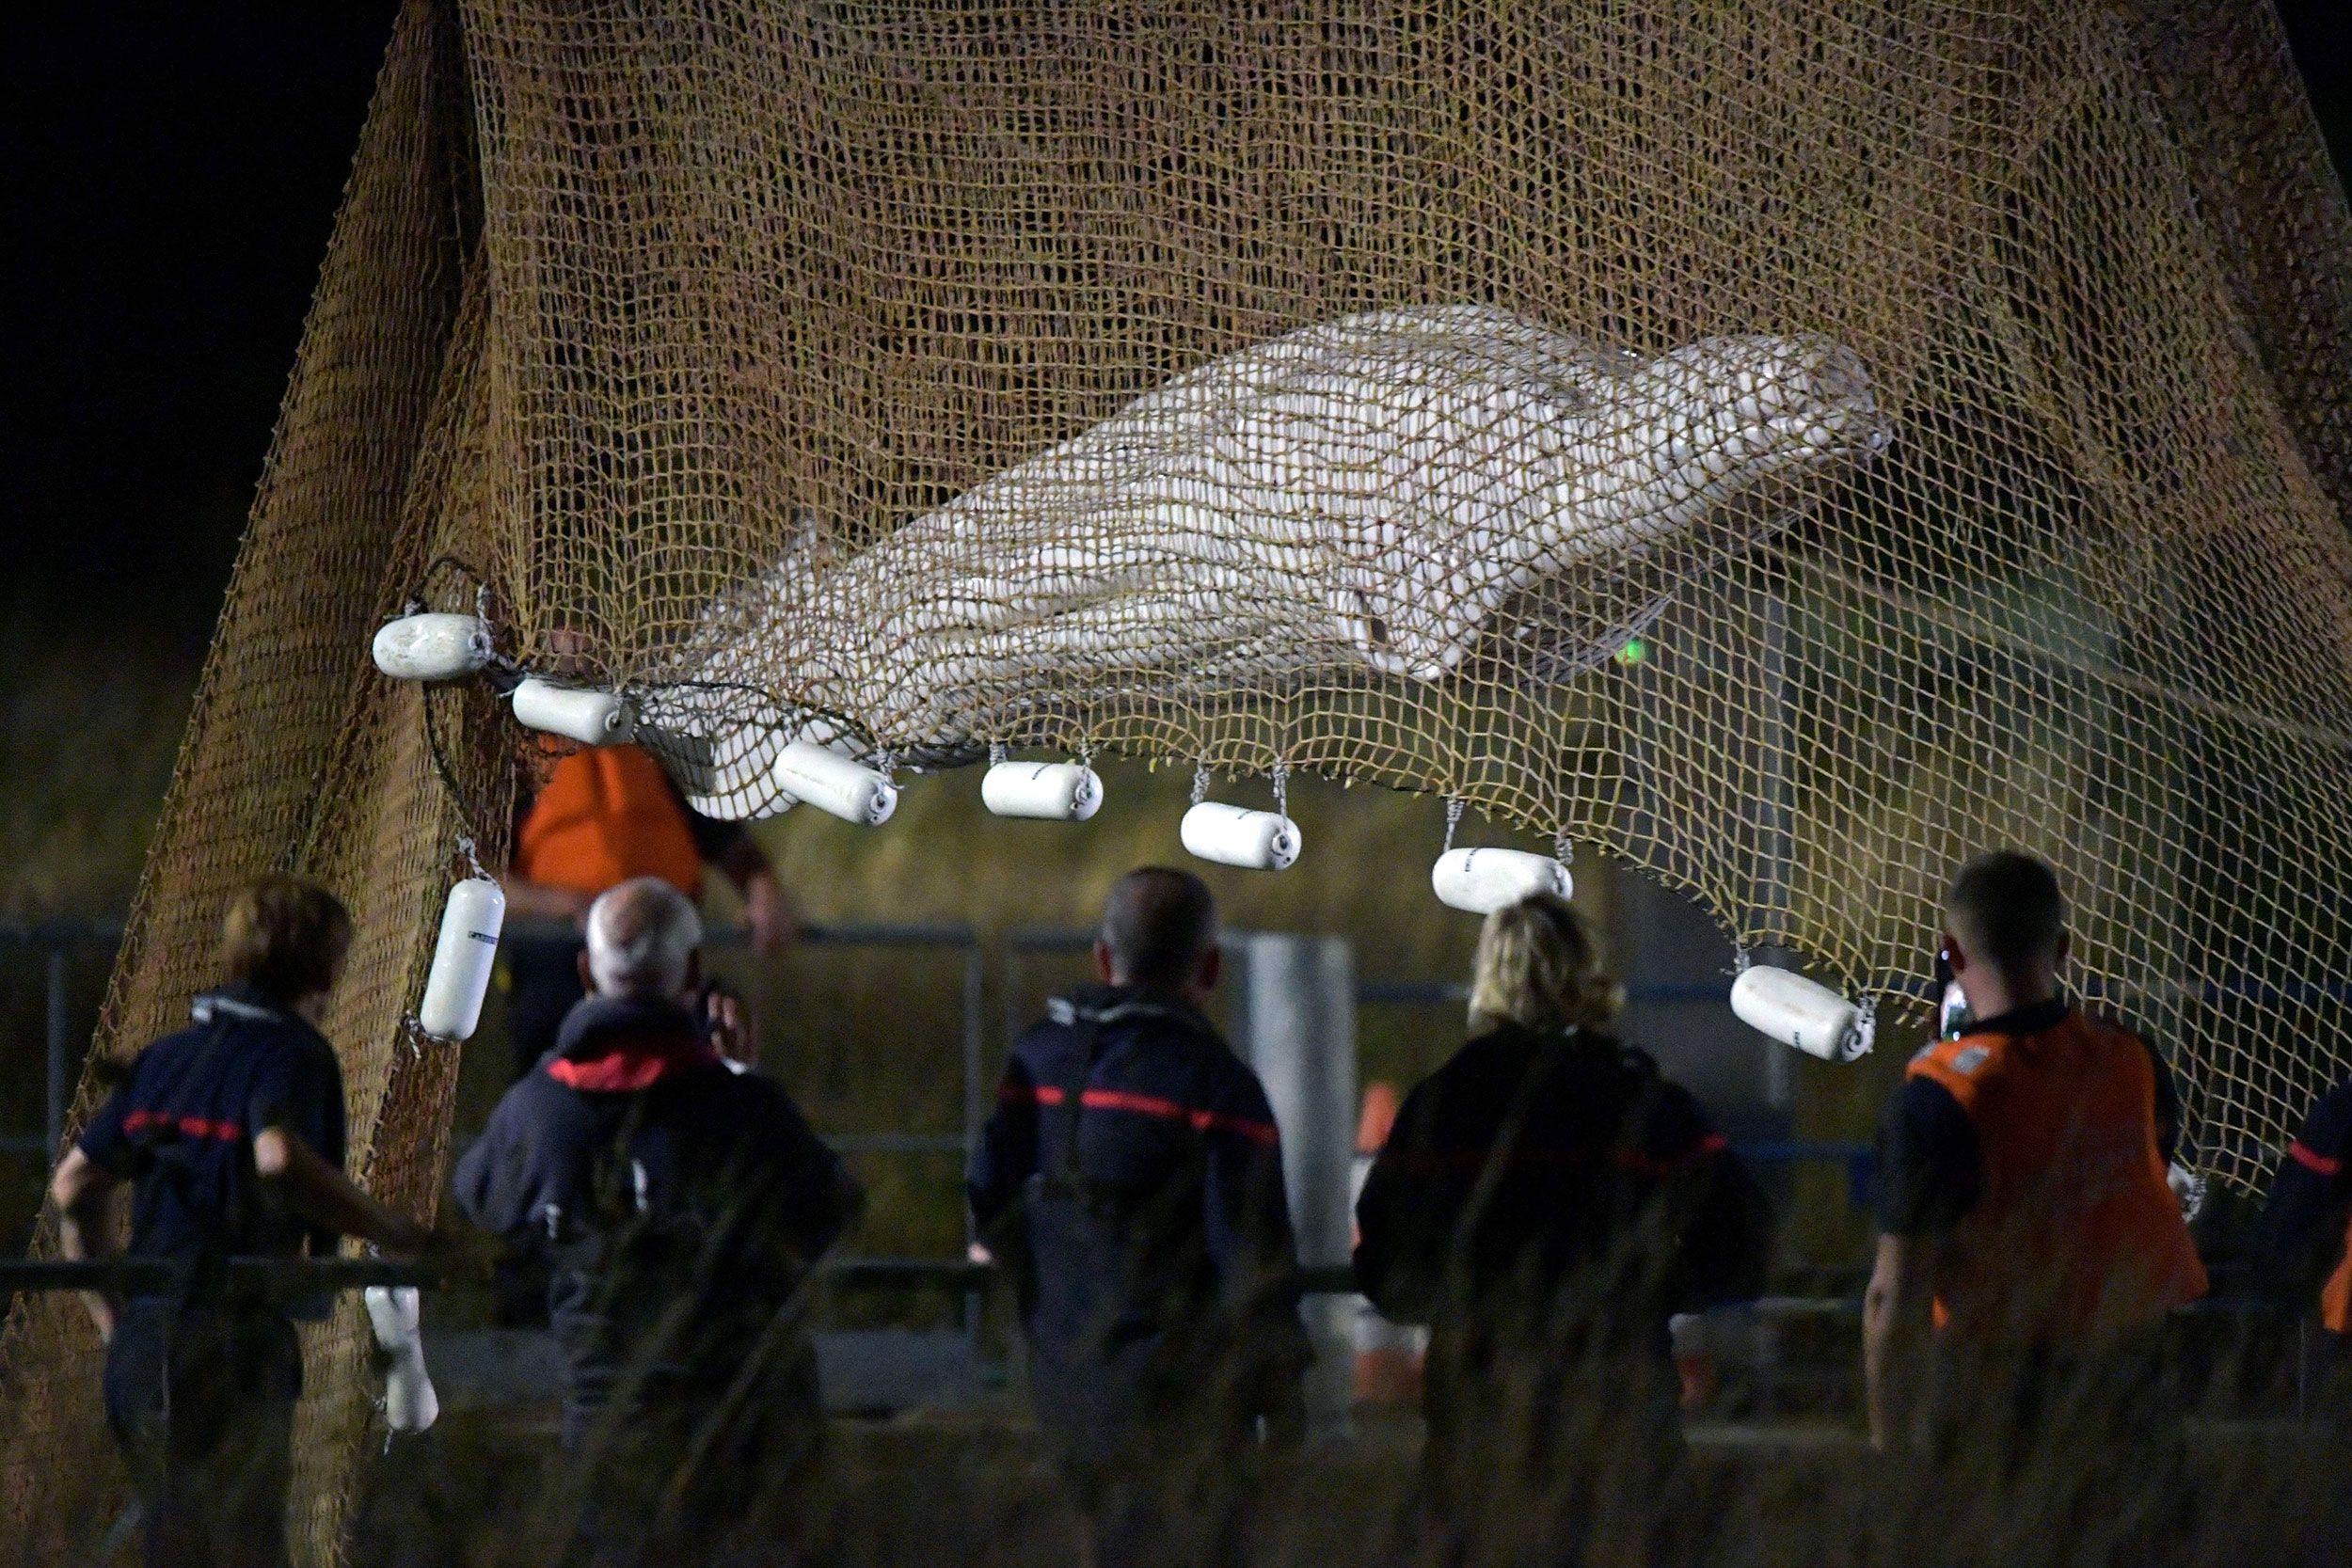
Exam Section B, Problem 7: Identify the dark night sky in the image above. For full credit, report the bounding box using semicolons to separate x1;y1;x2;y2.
3;3;2346;656
6;5;402;646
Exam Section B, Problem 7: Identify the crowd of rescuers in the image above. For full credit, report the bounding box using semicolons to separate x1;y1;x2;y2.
40;850;2352;1567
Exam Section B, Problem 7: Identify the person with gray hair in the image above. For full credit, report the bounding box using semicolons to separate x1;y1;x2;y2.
582;875;705;998
455;875;860;1560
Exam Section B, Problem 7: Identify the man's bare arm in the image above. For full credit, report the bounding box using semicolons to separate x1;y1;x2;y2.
49;1148;124;1341
1863;1231;1937;1451
714;837;798;955
251;1127;434;1257
500;878;594;926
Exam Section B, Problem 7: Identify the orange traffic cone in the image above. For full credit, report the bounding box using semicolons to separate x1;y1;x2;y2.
1350;1081;1424;1406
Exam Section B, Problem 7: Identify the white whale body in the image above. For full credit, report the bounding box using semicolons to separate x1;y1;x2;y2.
641;305;1883;816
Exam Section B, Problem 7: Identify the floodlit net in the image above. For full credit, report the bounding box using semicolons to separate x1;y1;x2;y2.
8;1;2352;1562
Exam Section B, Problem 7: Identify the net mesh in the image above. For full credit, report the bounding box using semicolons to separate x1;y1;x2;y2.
8;1;2352;1561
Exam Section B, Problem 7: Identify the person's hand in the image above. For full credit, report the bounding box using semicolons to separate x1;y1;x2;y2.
705;984;760;1071
741;872;799;957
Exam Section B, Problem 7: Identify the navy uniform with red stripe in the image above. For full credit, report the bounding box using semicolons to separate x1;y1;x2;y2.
968;984;1311;1479
1353;1023;1768;1523
72;985;348;1568
454;993;861;1449
2260;1075;2352;1343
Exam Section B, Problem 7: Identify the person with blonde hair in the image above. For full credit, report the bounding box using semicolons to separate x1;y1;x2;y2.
1354;891;1767;1562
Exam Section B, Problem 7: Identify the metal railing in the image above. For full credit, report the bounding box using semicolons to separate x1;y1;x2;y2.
0;921;122;1162
586;916;990;1163
5;919;1877;1209
0;1254;1867;1324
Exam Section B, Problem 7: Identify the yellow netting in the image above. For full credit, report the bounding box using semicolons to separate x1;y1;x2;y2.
7;2;2352;1561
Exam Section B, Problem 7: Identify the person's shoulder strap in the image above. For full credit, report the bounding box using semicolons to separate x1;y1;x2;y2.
1043;1007;1104;1190
2288;1077;2352;1179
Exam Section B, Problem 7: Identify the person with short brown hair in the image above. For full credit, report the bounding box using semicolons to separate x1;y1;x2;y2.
1865;850;2205;1529
217;872;355;1002
969;866;1309;1568
47;875;434;1568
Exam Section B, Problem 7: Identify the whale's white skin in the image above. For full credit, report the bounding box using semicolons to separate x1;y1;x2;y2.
640;305;1883;816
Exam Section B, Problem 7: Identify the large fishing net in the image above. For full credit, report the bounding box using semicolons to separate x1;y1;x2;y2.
7;1;2352;1560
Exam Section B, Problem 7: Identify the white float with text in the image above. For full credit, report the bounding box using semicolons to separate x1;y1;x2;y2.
418;878;504;1042
771;740;898;826
1729;964;1871;1063
371;613;493;683
1430;847;1572;913
511;678;633;746
981;761;1103;821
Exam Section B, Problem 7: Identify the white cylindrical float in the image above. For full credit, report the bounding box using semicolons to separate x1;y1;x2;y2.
981;761;1103;822
1728;965;1871;1063
372;613;492;683
1430;847;1572;913
364;1285;439;1434
419;877;505;1042
1180;801;1301;871
511;678;633;746
771;740;897;826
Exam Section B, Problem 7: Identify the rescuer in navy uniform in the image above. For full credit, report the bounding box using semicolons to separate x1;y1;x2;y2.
2260;1072;2352;1411
454;875;860;1562
969;866;1310;1568
1354;891;1769;1563
48;875;438;1568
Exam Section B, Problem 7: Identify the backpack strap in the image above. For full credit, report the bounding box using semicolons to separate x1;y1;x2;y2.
1041;1007;1104;1196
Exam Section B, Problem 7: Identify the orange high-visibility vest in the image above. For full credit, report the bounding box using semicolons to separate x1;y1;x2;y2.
512;745;704;899
1907;1010;2206;1343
